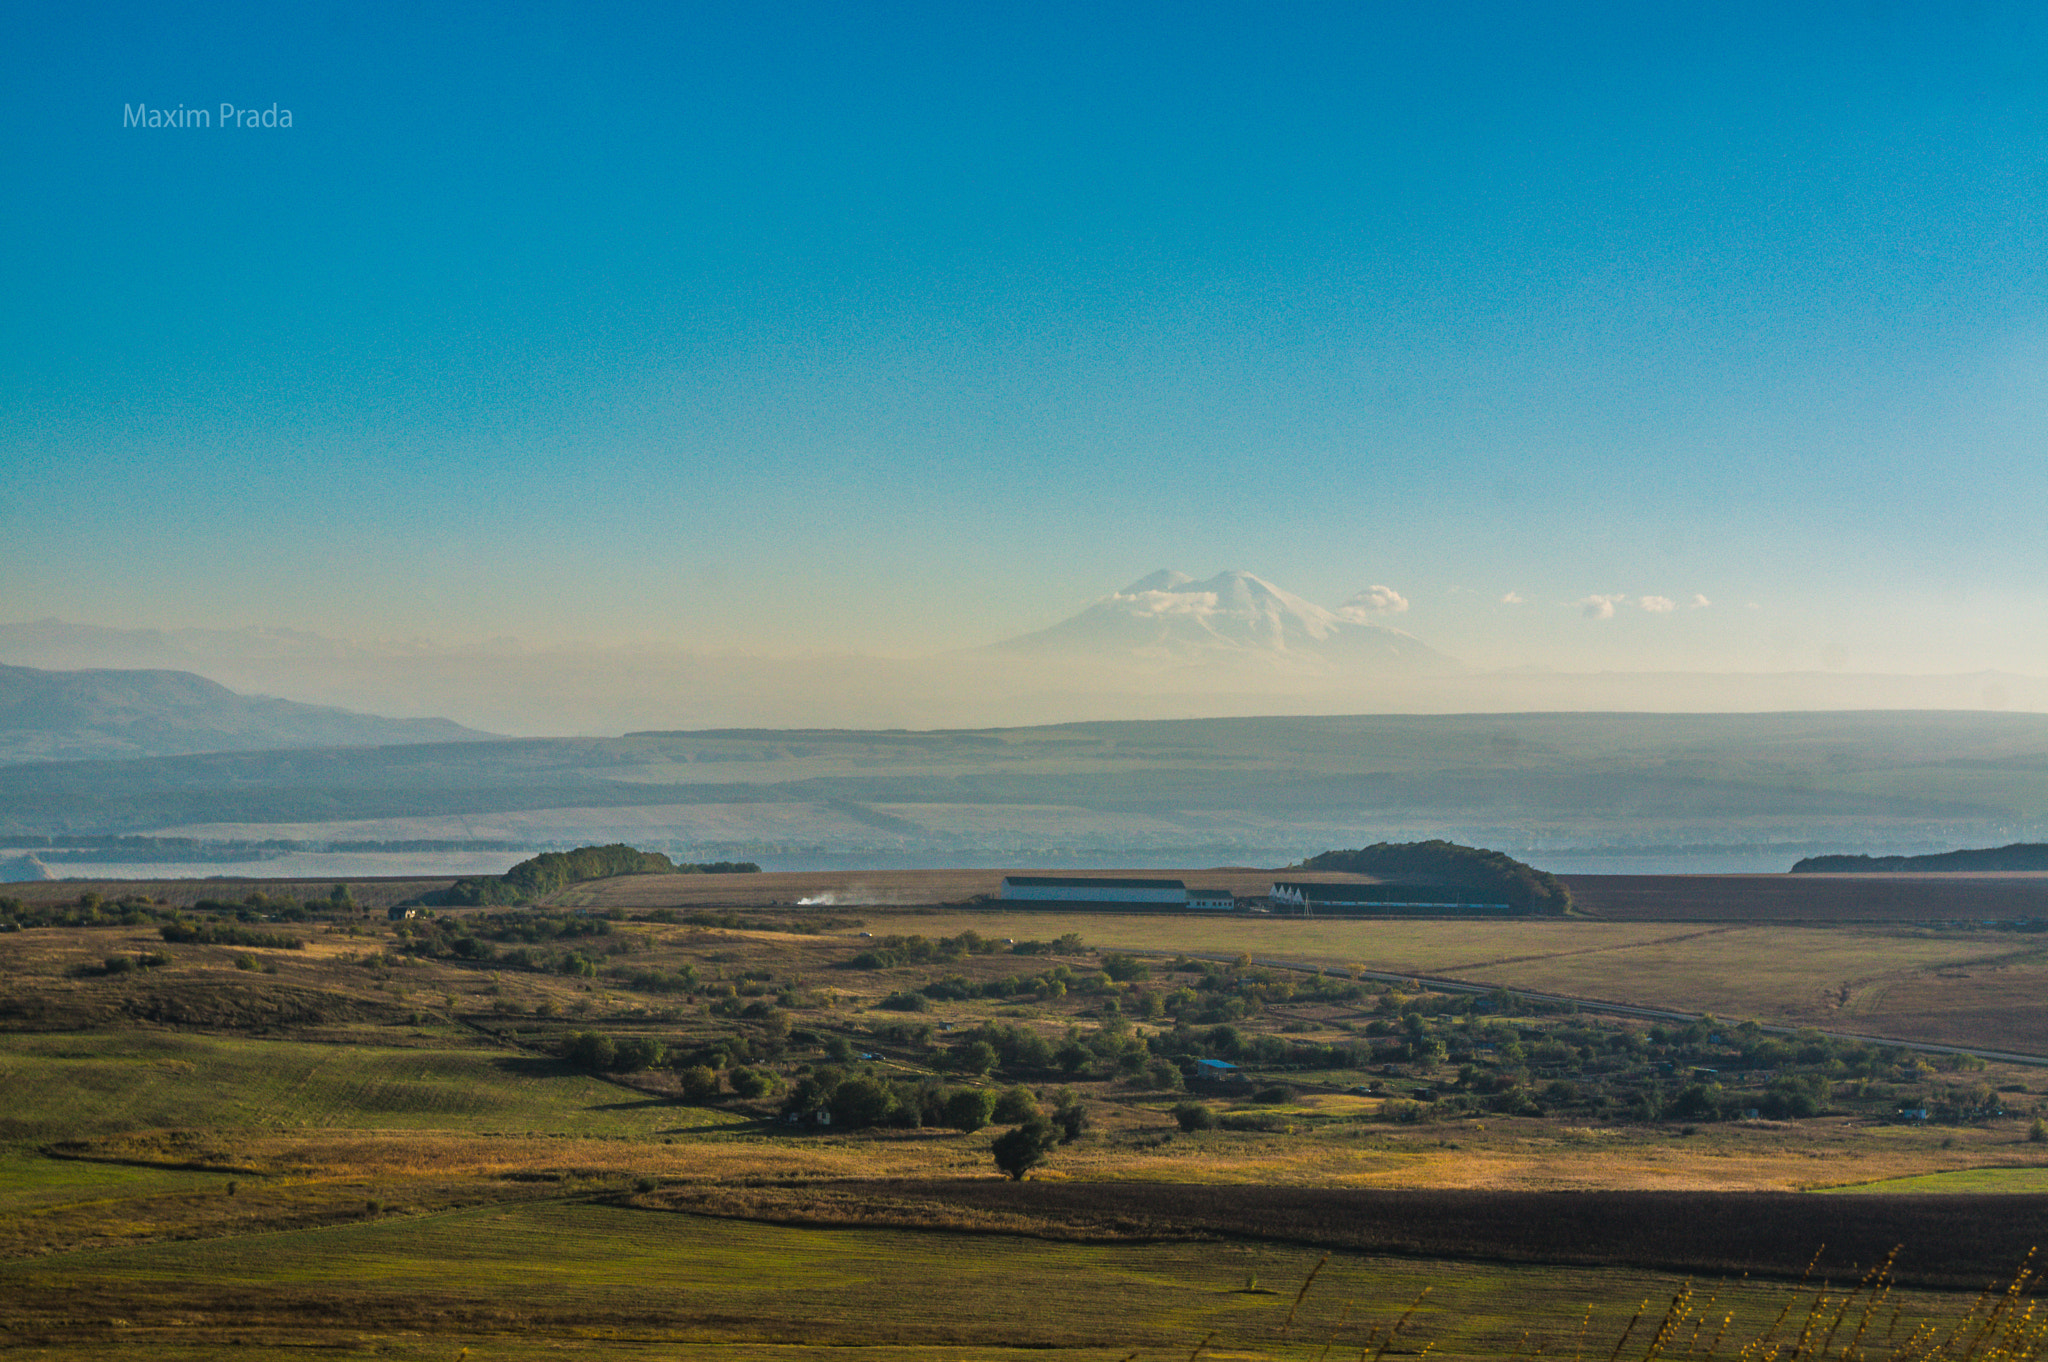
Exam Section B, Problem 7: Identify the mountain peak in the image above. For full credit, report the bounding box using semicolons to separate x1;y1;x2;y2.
989;570;1459;673
1121;569;1195;594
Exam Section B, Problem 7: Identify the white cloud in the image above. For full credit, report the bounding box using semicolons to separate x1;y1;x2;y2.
1500;592;1525;605
1639;595;1676;613
1341;584;1409;614
1579;594;1625;620
1688;594;1711;609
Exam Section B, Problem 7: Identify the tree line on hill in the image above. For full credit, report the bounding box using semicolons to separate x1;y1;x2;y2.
1297;841;1572;915
445;843;760;905
1792;842;2048;873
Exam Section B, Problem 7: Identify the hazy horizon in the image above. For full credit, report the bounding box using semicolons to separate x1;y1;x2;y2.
7;5;2048;716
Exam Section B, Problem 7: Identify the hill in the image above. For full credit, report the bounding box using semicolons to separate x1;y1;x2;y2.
1297;841;1573;914
0;663;491;765
1791;843;2048;873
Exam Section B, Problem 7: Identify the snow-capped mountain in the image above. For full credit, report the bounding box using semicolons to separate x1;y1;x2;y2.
989;570;1460;672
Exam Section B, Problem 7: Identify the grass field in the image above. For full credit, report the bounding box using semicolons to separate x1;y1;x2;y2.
1827;1166;2048;1194
7;883;2048;1362
797;907;2048;1054
0;1031;745;1144
0;1199;2001;1360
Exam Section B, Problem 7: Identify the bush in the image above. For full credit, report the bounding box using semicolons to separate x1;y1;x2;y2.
2030;1117;2046;1144
880;991;932;1012
1052;1090;1088;1144
954;1040;998;1075
563;1031;616;1072
680;1065;719;1101
992;1086;1039;1123
1171;1101;1217;1132
1252;1085;1293;1105
728;1066;772;1099
991;1116;1059;1180
944;1087;996;1133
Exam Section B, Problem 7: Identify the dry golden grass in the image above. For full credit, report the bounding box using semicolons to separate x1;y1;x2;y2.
817;908;2048;1054
49;1102;2048;1202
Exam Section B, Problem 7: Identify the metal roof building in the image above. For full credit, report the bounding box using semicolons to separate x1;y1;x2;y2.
1001;875;1188;904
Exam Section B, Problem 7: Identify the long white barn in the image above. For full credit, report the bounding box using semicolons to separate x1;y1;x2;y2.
1001;875;1187;904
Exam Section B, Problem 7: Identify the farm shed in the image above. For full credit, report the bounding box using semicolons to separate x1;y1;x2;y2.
1268;882;1518;915
1001;876;1187;905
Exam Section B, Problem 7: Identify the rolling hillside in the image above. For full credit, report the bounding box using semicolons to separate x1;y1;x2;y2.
0;663;491;765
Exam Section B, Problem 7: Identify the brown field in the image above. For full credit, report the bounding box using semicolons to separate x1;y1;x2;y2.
636;1179;2048;1289
1564;873;2048;923
26;865;2048;926
827;906;2048;1055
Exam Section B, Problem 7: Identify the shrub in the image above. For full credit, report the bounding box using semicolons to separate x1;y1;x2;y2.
880;991;932;1012
728;1066;772;1099
944;1087;996;1133
992;1086;1039;1123
991;1116;1058;1180
1171;1102;1217;1132
563;1032;616;1072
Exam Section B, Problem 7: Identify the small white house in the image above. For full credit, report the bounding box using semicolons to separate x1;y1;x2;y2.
1186;889;1236;911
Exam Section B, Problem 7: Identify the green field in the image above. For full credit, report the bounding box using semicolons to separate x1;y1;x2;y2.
0;1031;746;1145
1827;1165;2048;1194
0;1199;1963;1361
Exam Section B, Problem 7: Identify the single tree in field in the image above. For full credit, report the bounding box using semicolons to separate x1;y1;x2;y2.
991;1115;1058;1180
1052;1088;1088;1144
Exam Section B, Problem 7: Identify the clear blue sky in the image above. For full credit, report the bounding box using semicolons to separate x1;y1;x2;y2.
5;1;2047;673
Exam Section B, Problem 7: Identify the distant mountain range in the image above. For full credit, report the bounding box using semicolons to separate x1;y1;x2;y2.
987;570;1457;672
0;663;492;765
3;569;2046;737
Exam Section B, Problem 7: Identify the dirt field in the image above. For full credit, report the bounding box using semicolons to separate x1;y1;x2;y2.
1562;873;2048;922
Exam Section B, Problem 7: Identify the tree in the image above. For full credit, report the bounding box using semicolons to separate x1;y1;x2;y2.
1052;1089;1088;1144
992;1085;1039;1123
945;1087;996;1133
991;1116;1058;1180
956;1040;999;1075
832;1074;896;1128
680;1065;719;1101
1171;1101;1216;1132
728;1066;772;1098
563;1031;616;1072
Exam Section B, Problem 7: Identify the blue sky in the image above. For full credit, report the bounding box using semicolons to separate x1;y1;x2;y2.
5;1;2048;674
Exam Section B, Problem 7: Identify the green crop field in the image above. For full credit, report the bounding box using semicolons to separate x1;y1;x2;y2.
0;1199;1982;1361
1827;1166;2048;1194
0;1031;747;1145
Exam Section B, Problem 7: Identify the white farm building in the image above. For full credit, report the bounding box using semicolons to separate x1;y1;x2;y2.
1001;876;1187;905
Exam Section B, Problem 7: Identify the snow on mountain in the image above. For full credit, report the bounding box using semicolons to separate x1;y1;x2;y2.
989;570;1460;672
